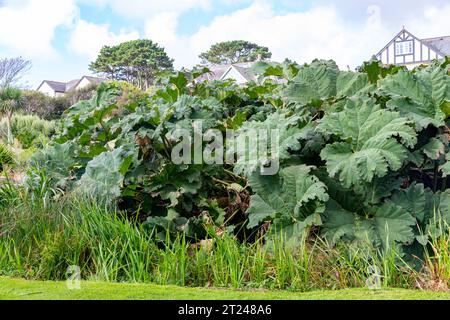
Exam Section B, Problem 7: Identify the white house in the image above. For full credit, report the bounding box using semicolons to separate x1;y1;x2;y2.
37;76;106;97
195;62;258;85
376;27;450;68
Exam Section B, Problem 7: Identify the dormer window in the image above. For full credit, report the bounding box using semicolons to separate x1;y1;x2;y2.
395;40;413;55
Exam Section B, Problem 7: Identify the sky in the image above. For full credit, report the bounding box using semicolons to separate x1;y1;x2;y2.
1;0;450;89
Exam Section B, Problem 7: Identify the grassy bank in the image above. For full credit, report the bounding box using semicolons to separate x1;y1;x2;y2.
1;277;449;300
0;191;418;291
0;183;449;293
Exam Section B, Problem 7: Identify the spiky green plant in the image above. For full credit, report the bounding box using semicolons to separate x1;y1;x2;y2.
0;87;24;144
0;142;14;172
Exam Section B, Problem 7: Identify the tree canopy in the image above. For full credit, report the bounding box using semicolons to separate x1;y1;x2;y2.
199;40;272;65
89;40;174;90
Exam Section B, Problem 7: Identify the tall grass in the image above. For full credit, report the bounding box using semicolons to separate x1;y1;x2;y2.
0;183;157;282
0;180;446;292
419;216;450;291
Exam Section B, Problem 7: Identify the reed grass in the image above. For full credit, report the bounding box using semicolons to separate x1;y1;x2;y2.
0;180;447;292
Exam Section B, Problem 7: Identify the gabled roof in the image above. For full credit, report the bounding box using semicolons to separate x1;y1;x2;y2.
69;76;107;92
65;79;80;92
81;76;107;85
376;28;423;57
232;65;256;82
37;76;107;93
220;65;257;82
422;36;450;56
37;80;67;93
376;28;449;64
195;61;258;83
195;65;230;82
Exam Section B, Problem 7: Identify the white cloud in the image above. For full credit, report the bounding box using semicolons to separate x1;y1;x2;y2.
4;0;450;88
145;12;179;45
0;0;142;61
145;12;188;66
408;5;450;38
144;1;450;70
0;0;78;58
68;20;140;59
145;2;388;69
76;0;211;19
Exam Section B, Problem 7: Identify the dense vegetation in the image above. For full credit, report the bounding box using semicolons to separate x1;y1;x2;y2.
22;85;98;120
1;57;450;292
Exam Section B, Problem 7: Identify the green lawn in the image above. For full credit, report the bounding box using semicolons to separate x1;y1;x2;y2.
0;277;449;300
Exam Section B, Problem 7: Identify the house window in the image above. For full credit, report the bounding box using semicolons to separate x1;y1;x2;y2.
395;41;413;55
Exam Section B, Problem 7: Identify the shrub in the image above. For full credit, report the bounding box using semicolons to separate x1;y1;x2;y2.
64;83;98;107
21;90;59;120
0;114;56;149
22;84;98;120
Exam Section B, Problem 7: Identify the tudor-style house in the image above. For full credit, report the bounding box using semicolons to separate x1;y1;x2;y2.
376;27;450;68
37;75;106;97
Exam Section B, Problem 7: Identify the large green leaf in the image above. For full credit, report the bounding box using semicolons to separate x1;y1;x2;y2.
232;112;313;176
319;101;417;187
425;189;450;225
322;200;416;249
250;60;299;81
336;71;371;97
359;60;404;84
283;59;339;104
423;137;445;160
440;151;450;176
321;200;356;245
380;67;450;130
313;167;362;212
357;202;416;249
390;183;429;225
145;164;203;208
283;60;372;106
390;184;450;245
30;142;79;189
246;165;329;234
353;175;402;206
423;189;450;240
78;147;131;201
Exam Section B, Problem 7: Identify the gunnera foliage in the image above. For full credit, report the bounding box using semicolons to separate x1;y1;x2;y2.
30;58;450;257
